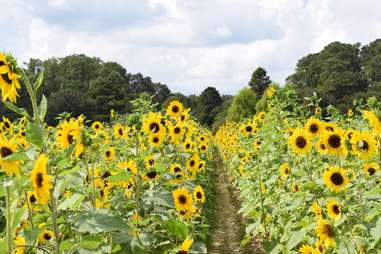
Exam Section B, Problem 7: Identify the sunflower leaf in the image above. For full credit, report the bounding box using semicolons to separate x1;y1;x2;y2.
33;69;44;93
3;101;30;118
108;172;132;183
26;122;44;148
38;94;48;121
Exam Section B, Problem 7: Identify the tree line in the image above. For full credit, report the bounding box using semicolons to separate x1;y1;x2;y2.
2;39;381;126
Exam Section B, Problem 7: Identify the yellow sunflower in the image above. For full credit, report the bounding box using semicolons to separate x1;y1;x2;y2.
298;244;319;254
193;185;206;204
323;166;349;192
142;112;164;135
170;163;182;174
326;199;341;221
104;147;116;161
363;110;381;137
113;123;126;139
315;107;321;115
0;137;21;176
320;128;348;157
288;128;312;155
347;108;353;118
187;154;200;174
91;121;103;132
0;52;21;103
305;117;322;136
199;142;208;154
363;162;379;176
177;238;193;254
13;236;26;254
31;154;52;205
56;117;83;149
292;183;301;192
280;163;291;179
148;132;164;148
166;100;184;118
143;170;159;181
316;219;336;248
144;155;156;168
350;131;378;160
311;201;323;220
168;123;184;143
38;229;54;244
118;160;138;175
173;187;193;211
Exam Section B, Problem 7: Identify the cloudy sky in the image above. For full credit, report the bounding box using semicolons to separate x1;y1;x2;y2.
1;0;381;95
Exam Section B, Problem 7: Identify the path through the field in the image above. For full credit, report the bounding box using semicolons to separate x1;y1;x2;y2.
209;162;262;254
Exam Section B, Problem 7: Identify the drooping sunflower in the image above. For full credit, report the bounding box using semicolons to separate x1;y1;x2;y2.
363;162;379;177
323;166;349;192
316;219;336;248
166;100;184;118
326;199;341;221
0;52;21;103
311;201;323;220
298;244;319;254
172;187;193;211
38;229;54;244
280;163;291;179
320;128;348;157
350;131;379;160
305;117;322;136
118;160;138;175
31;154;52;205
288;128;312;155
0;137;21;176
193;185;206;204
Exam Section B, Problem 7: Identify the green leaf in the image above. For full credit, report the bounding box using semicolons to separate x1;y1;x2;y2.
58;193;85;211
1;151;33;161
33;69;44;93
38;94;48;121
108;172;132;183
3;101;30;118
80;235;104;250
73;209;129;233
287;229;307;250
163;219;189;240
26;122;44;148
0;239;7;254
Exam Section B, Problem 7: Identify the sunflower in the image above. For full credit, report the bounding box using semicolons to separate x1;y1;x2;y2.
0;137;21;176
168;123;184;143
240;123;257;136
176;238;193;254
363;162;379;176
183;139;195;153
91;121;103;132
311;201;323;220
280;163;291;179
118;160;138;175
199;142;208;153
288;128;312;155
104;147;116;161
315;107;321;115
298;244;319;254
113;123;126;139
167;100;184;118
193;185;206;204
187;154;200;174
363;110;381;137
320;128;348;157
292;183;301;192
266;87;275;98
143;170;159;181
323;166;349;192
13;236;25;254
315;239;324;253
316;219;336;248
0;52;21;103
142;112;164;135
170;163;182;174
173;187;193;211
350;131;378;160
316;139;327;155
56;117;83;149
38;229;54;244
144;155;156;168
148;132;164;148
27;191;38;206
31;154;52;205
347;109;353;118
305;117;322;136
326;199;341;221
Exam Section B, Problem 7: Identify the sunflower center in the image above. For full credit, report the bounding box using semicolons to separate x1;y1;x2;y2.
118;128;123;136
328;134;341;148
196;192;202;199
330;172;344;185
294;185;299;191
201;145;206;150
36;173;44;188
185;143;190;149
246;126;252;132
333;205;340;215
309;124;318;133
198;163;203;169
1;73;11;85
172;105;179;113
190;160;195;167
0;60;5;67
147;171;157;179
153;137;159;143
149;159;154;165
174;127;181;134
29;194;37;203
101;171;111;179
176;174;182;179
3;121;10;129
178;195;187;204
106;151;111;157
149;122;160;133
368;167;376;175
67;134;74;144
323;224;334;237
284;168;289;174
357;140;369;152
295;136;307;148
0;147;13;157
174;167;181;173
44;233;52;240
320;144;326;150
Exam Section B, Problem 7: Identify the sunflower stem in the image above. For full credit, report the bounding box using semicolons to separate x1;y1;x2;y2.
51;196;61;254
20;68;41;126
24;191;34;229
135;131;141;215
5;181;13;254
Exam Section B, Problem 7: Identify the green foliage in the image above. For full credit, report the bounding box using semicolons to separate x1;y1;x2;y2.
227;87;257;122
193;87;223;126
248;67;271;97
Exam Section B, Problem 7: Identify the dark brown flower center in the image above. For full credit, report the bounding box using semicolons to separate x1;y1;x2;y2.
309;124;318;133
190;160;195;167
118;128;123;136
149;122;160;133
172;105;179;113
328;134;341;148
149;159;155;166
174;127;181;134
101;171;111;179
330;172;344;185
0;147;13;157
246;126;252;132
153;137;159;143
356;140;369;152
44;233;52;240
3;121;10;129
67;134;74;144
295;136;307;148
332;205;340;215
29;194;37;203
1;73;11;85
323;224;334;237
106;151;111;157
36;173;44;188
196;192;202;199
174;167;181;173
368;167;376;175
147;171;157;179
178;195;187;204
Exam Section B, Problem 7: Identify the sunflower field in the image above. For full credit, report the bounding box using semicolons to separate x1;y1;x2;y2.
0;53;215;254
215;87;381;253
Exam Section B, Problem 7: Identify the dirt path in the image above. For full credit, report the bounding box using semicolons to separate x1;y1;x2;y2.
209;164;260;254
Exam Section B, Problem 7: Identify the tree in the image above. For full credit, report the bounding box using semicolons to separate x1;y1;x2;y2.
195;87;223;126
212;95;233;129
248;67;271;97
227;87;257;122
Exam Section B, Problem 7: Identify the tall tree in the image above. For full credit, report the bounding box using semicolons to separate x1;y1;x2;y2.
248;67;271;97
196;87;223;126
227;87;257;122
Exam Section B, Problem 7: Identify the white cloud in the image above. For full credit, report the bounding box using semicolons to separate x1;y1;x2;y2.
1;0;381;95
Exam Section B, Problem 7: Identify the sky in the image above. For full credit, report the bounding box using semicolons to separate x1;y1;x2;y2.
1;0;381;95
